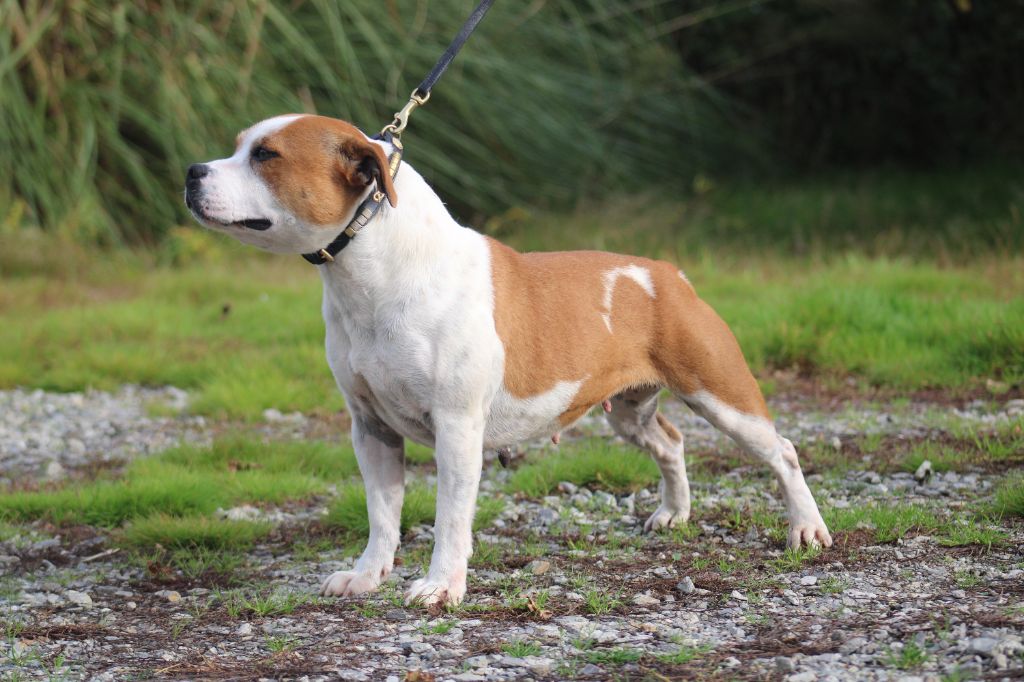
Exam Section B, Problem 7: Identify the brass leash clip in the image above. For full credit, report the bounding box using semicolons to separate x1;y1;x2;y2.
381;89;431;137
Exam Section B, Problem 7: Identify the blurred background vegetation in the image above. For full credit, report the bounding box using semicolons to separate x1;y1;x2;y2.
0;0;1022;398
2;0;1023;256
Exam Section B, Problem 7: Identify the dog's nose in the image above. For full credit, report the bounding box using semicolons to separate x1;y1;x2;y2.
187;164;210;181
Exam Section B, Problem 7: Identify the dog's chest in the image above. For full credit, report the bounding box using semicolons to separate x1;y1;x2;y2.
331;323;440;445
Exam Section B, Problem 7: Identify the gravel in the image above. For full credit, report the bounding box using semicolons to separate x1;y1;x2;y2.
0;386;1022;680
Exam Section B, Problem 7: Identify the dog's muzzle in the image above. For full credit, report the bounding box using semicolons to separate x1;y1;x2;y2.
183;164;272;231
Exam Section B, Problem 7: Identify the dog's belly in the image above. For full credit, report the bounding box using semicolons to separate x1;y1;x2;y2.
483;380;584;448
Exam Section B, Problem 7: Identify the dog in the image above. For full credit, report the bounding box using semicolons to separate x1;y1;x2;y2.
185;114;832;606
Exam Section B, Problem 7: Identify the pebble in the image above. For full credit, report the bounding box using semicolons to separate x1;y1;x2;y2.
65;590;92;607
526;559;551;576
154;590;181;603
2;386;1022;681
676;577;695;594
45;460;65;479
969;637;998;655
914;459;933;482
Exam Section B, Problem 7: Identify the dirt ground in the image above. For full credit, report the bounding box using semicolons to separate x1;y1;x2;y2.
1;383;1022;681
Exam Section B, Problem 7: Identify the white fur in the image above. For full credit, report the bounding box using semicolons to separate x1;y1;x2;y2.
600;265;655;332
188;116;830;607
683;390;830;548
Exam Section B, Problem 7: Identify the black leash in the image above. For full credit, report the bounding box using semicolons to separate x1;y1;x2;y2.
381;0;496;138
303;0;496;265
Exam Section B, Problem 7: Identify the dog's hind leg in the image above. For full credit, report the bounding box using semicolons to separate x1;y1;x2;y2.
320;414;405;597
606;387;691;532
654;287;832;549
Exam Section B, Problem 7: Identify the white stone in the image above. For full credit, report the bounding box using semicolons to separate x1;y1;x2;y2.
65;590;92;607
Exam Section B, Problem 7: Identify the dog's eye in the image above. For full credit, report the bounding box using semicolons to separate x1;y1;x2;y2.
251;146;279;162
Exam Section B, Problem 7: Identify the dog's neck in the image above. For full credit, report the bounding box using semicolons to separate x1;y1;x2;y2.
317;162;467;326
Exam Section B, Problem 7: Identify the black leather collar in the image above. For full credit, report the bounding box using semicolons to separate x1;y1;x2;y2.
302;134;404;265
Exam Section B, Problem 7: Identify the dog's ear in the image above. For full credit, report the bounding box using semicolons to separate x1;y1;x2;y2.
339;138;398;208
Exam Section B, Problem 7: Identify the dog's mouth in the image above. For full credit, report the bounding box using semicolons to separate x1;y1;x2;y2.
189;205;272;232
234;218;272;231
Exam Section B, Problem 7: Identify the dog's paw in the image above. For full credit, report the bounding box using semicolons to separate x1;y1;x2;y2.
644;505;690;533
405;576;466;608
319;570;381;598
787;519;833;550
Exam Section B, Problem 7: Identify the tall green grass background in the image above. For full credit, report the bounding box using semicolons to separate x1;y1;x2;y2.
2;0;748;244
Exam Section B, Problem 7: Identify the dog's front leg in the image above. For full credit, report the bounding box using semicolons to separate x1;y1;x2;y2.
405;413;484;607
320;415;404;597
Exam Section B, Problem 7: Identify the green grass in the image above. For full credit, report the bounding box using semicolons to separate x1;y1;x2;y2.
502;640;542;658
120;515;271;551
0;436;355;527
221;588;315;618
937;517;1008;550
583;587;623;615
654;644;710;665
325;481;435;538
993;474;1024;518
825;504;943;544
506;439;660;497
0;257;343;419
884;641;930;670
0;248;1020;417
901;441;964;474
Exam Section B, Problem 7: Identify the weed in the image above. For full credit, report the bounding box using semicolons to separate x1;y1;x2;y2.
860;432;884;455
954;570;980;589
469;541;503;568
993;474;1024;518
938;518;1007;549
583;588;622;615
265;635;298;653
883;641;929;670
419;620;455;636
170;617;191;640
767;546;821;572
223;589;314;618
502;640;542;657
818;576;850;594
902;441;962;474
571;635;597;651
654;644;710;664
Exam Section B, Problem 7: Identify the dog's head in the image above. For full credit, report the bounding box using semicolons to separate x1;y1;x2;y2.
184;115;396;253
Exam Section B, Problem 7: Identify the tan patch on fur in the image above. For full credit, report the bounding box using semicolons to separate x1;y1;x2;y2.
656;412;683;442
487;238;770;424
252;115;395;227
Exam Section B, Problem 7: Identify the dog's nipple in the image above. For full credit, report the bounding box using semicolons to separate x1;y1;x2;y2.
602;400;612;413
551;433;561;445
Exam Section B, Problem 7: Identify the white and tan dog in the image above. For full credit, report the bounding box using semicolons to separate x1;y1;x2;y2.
185;114;832;606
